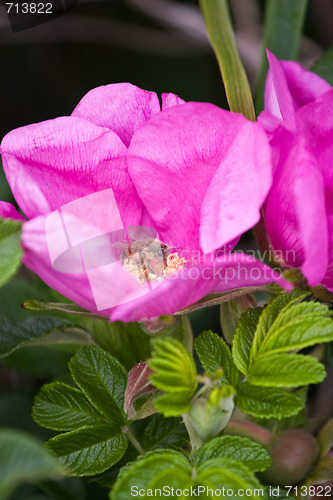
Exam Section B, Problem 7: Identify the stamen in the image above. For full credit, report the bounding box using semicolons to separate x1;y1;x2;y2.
121;240;187;285
163;253;187;278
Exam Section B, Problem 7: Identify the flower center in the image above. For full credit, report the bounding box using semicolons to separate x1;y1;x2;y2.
121;239;186;285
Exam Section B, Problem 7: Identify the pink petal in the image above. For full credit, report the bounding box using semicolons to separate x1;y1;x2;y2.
127;102;260;253
264;51;331;126
322;214;333;289
1;117;142;227
71;83;161;147
294;149;328;286
0;201;25;221
161;92;186;110
110;253;288;322
265;50;296;130
22;215;104;314
200;120;272;254
22;211;159;315
265;131;328;286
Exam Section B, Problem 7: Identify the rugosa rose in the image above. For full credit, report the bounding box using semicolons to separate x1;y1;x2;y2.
259;51;333;291
0;83;280;321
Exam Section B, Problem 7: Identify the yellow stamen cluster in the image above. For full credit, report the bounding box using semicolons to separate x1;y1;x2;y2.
163;253;187;278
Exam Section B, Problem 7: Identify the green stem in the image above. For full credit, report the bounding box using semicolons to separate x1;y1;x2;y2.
200;0;255;121
122;426;145;455
175;286;269;316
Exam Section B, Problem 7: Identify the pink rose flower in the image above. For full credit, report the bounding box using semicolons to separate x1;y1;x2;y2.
0;83;281;321
259;51;333;290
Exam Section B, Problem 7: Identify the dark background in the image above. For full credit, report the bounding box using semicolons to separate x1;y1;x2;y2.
0;0;332;138
0;0;332;203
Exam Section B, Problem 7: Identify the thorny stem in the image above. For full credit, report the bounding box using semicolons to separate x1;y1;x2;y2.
174;286;271;315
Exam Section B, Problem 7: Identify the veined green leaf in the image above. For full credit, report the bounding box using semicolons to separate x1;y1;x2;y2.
250;290;306;364
32;382;104;431
148;338;197;397
153;392;192;418
248;353;326;387
110;450;191;500
69;346;127;426
141;414;188;451
111;451;263;500
196;458;264;498
0;316;83;358
236;382;304;419
258;315;333;356
192;435;271;472
195;331;240;387
0;217;23;288
232;307;262;375
45;424;128;477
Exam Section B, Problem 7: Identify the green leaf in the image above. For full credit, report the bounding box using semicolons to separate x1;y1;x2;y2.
317;418;333;457
157;315;193;354
0;217;23;288
91;443;138;489
141;414;188;451
45;424;127;477
110;450;191;500
220;294;256;344
255;0;309;112
236;382;304;419
195;331;240;386
0;316;85;358
193;435;272;472
111;451;265;499
196;458;264;498
248;353;326;387
250;290;306;364
153;392;192;418
304;455;333;485
32;382;104;432
200;0;255;120
23;299;105;322
312;47;333;86
258;313;333;357
87;320;151;371
0;429;60;500
69;346;127;426
232;307;262;375
148;338;197;398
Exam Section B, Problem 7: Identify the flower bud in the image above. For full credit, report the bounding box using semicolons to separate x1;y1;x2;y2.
260;429;319;485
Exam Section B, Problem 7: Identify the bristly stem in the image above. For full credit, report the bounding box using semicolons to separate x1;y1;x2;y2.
174;286;270;315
